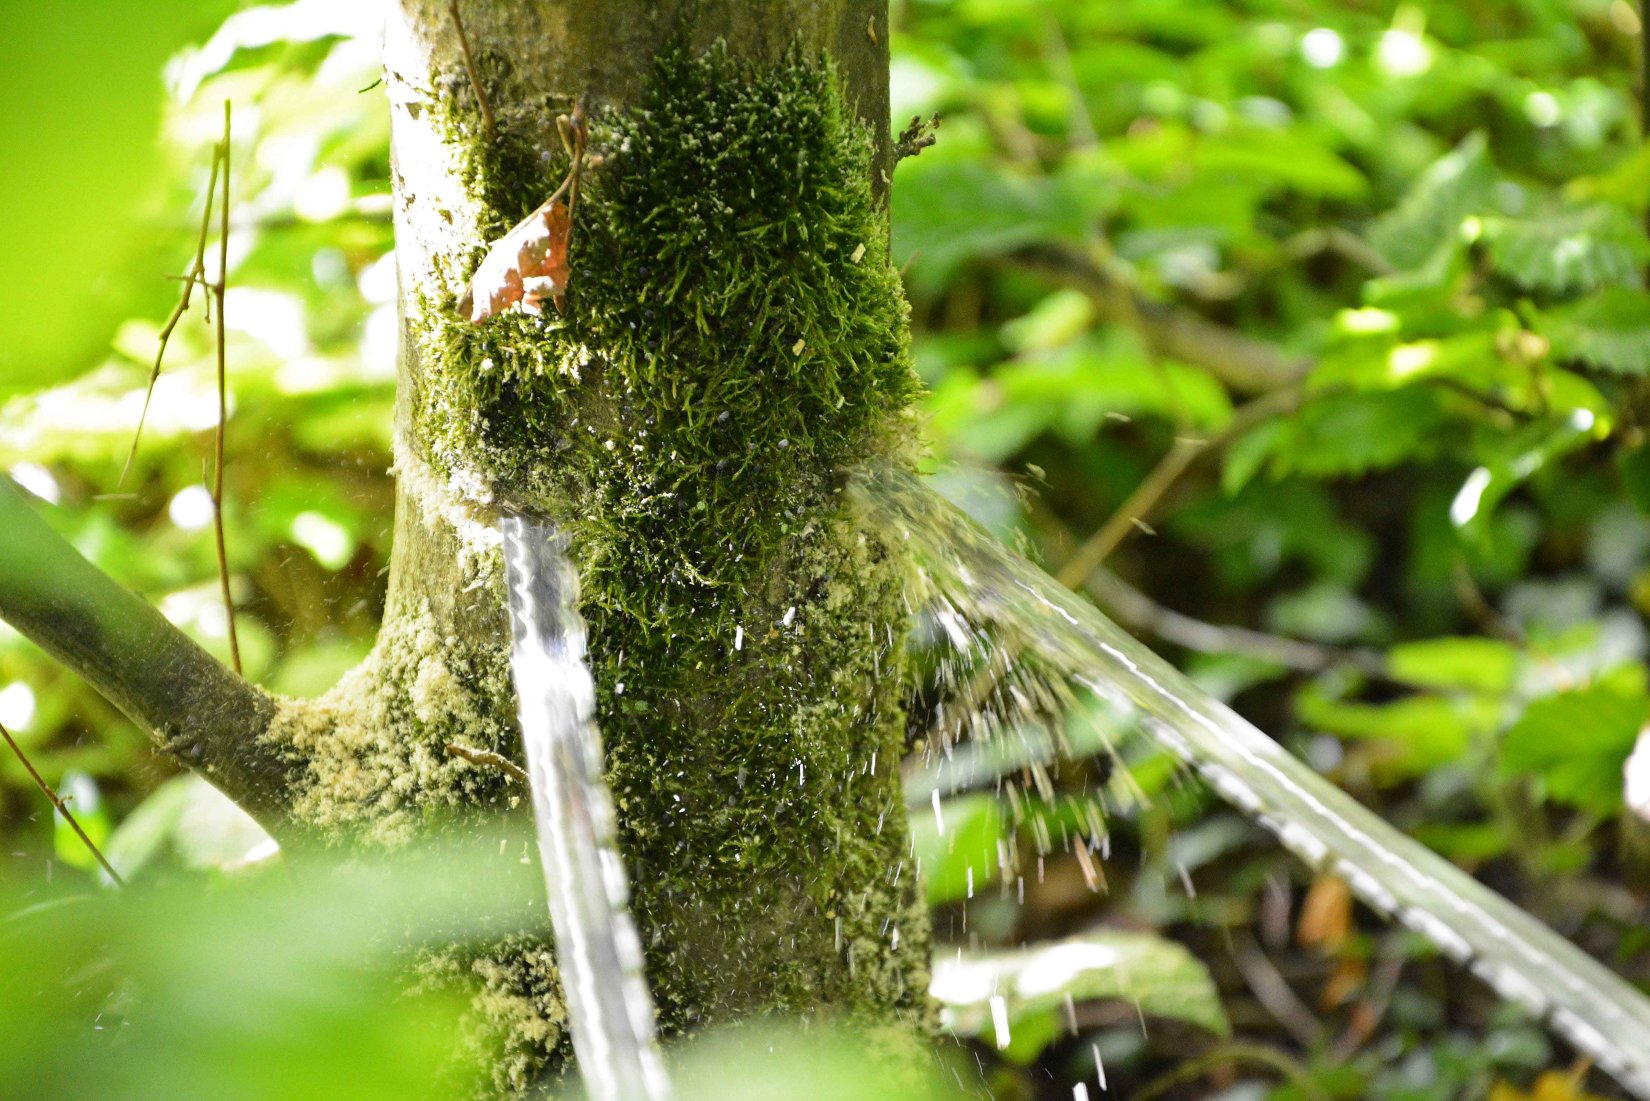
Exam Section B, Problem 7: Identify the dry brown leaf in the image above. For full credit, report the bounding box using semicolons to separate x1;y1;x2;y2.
1297;873;1353;951
459;197;574;322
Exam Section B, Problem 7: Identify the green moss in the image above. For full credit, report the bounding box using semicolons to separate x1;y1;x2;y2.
270;601;520;847
280;41;932;1090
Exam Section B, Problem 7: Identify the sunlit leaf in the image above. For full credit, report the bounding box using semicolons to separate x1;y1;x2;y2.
1388;637;1521;693
1481;205;1650;295
1533;287;1650;376
1368;132;1495;270
932;928;1228;1064
911;792;1005;905
1501;668;1649;813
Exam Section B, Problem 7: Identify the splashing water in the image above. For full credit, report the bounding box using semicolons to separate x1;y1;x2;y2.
499;514;675;1101
855;465;1650;1100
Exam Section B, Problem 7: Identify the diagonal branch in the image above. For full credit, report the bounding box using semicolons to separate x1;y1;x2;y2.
1084;567;1387;676
1006;242;1313;394
0;475;297;836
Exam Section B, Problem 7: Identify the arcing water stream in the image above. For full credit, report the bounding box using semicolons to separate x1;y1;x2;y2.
854;465;1650;1100
494;469;1650;1099
498;514;675;1101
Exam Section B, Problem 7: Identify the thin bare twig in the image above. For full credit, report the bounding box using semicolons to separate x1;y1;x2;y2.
210;102;241;676
1086;567;1386;675
1057;386;1303;587
121;149;222;484
0;718;125;886
558;101;588;244
1132;1040;1326;1101
1229;929;1323;1049
449;0;495;139
1007;242;1313;394
445;742;529;785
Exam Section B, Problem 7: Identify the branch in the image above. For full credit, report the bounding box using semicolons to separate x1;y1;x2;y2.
1056;387;1303;585
1006;242;1313;394
1084;567;1387;676
0;475;296;835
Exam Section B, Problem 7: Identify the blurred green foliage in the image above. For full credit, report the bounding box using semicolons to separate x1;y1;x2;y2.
3;0;1650;1098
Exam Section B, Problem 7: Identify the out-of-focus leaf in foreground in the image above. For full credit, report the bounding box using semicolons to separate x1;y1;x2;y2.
0;835;545;1101
0;2;236;394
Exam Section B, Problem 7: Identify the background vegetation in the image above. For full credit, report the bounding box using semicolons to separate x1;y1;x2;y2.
4;0;1650;1098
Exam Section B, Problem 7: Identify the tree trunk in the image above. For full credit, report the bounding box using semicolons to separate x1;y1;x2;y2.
266;0;931;1089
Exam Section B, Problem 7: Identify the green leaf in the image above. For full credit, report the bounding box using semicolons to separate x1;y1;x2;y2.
999;290;1096;354
1297;688;1501;779
893;127;1112;293
1388;637;1521;693
1450;410;1602;547
1480;205;1650;295
1368;133;1496;270
0;840;541;1100
932;928;1229;1064
106;774;275;879
1532;287;1650;376
1193;128;1369;201
1228;387;1445;482
1501;670;1649;813
1618;444;1650;514
1000;334;1233;437
0;2;239;397
910;792;1006;905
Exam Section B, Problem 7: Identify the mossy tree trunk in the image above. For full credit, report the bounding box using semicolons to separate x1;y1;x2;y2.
267;0;931;1090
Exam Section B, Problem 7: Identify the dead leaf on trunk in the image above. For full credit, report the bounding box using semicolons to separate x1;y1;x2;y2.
458;197;573;322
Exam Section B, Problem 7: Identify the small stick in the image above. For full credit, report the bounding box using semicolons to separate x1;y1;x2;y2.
1056;386;1301;588
0;718;125;887
210;101;242;676
121;148;222;484
557;102;588;249
449;1;495;139
445;741;529;785
894;113;940;163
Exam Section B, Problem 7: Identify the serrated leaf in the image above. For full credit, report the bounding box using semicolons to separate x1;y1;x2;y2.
1481;205;1650;295
1533;287;1650;375
932;928;1228;1063
1228;387;1445;483
1501;670;1649;813
1368;133;1496;270
893;139;1112;293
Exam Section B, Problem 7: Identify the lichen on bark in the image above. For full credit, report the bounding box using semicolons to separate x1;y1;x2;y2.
268;33;932;1093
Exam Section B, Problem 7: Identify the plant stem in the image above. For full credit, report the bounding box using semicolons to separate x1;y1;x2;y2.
211;100;241;675
0;718;125;886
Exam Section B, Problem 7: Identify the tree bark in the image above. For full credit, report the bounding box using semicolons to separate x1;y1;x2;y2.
265;0;931;1089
